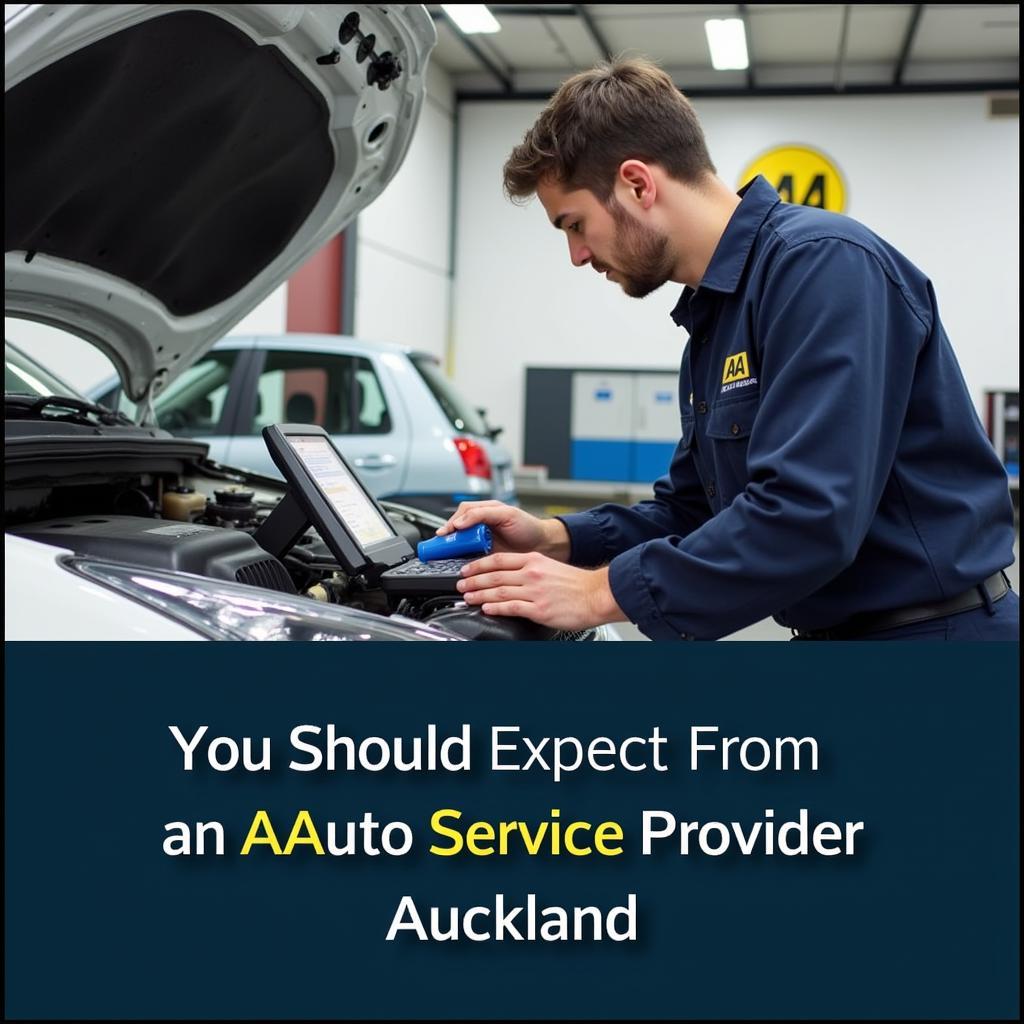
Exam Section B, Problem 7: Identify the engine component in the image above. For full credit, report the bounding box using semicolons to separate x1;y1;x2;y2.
162;486;206;522
206;487;259;528
113;487;156;517
13;514;295;593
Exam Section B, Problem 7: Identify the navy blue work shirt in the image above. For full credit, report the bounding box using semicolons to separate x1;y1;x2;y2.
559;176;1016;640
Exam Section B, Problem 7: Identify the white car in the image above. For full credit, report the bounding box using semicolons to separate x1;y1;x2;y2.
4;4;616;642
90;333;518;518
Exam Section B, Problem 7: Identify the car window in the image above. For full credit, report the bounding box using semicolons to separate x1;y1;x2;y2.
151;350;238;435
250;351;391;435
5;341;83;399
410;353;489;437
354;364;390;432
4;317;115;398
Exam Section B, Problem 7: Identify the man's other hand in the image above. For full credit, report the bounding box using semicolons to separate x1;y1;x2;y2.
456;552;624;630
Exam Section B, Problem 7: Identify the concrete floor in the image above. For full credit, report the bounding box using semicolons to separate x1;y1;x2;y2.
520;493;1020;641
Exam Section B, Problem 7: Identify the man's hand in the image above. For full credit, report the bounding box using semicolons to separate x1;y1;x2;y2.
456;552;625;631
437;501;570;562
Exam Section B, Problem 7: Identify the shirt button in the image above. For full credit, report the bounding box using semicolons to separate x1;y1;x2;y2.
731;423;740;435
707;482;716;498
696;401;708;414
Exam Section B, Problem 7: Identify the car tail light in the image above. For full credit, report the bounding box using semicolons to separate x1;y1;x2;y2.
454;437;491;479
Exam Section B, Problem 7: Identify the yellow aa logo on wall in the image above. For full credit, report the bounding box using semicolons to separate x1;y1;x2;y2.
739;145;847;213
722;351;750;385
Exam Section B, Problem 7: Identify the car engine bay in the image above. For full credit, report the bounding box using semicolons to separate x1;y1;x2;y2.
5;432;589;641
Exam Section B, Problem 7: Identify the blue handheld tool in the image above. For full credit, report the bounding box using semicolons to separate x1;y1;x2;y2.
417;524;492;561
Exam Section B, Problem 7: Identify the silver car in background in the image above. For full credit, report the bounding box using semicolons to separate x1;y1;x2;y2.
94;333;517;518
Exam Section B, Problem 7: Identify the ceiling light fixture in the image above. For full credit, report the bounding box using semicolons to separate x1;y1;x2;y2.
704;18;749;71
441;4;501;35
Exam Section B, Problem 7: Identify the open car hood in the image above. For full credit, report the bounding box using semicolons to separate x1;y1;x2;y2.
4;4;434;406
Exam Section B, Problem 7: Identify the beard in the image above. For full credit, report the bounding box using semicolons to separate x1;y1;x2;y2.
604;196;675;298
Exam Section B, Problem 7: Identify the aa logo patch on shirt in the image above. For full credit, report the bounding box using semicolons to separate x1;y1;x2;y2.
722;351;751;385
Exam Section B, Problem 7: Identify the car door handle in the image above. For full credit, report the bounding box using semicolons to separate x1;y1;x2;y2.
353;454;397;470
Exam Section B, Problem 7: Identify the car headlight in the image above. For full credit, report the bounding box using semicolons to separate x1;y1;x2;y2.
62;557;463;642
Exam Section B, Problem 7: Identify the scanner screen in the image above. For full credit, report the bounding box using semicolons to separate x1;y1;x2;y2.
288;435;394;549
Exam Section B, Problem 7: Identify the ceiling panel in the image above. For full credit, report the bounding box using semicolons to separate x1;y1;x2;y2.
598;13;716;66
746;3;839;10
478;14;604;70
548;16;610;67
748;7;845;63
844;6;915;63
431;19;490;74
591;5;741;19
913;5;1020;61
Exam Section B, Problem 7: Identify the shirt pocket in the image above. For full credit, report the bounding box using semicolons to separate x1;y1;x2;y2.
705;394;759;487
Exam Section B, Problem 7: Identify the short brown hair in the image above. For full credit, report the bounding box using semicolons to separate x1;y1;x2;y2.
503;58;716;204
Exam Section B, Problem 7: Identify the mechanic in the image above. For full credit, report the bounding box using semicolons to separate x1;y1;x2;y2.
439;58;1018;641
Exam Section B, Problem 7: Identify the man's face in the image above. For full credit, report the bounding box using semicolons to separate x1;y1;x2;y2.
536;177;675;298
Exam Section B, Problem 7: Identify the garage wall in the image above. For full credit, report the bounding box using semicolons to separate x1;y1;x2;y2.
451;93;1020;468
352;60;455;358
231;281;287;336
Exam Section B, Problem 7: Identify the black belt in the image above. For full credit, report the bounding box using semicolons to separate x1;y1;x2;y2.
793;572;1011;640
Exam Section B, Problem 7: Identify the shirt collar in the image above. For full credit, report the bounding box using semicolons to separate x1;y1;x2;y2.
669;175;781;327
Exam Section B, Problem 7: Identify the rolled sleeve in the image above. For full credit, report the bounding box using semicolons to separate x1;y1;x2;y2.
608;545;695;640
555;509;613;568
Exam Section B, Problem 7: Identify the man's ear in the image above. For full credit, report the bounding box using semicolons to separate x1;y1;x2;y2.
618;160;657;209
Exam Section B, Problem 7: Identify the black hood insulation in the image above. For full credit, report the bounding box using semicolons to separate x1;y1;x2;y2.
5;10;334;316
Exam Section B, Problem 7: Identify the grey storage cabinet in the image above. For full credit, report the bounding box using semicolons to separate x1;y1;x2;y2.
524;366;680;484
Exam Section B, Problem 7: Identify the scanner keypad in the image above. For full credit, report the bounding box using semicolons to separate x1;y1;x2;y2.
387;558;467;576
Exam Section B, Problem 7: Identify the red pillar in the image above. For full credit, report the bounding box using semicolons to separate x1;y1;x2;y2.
285;233;345;334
